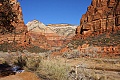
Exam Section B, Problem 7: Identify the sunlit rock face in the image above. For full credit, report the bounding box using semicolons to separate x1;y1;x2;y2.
76;0;120;37
27;20;47;33
26;20;77;49
0;0;28;46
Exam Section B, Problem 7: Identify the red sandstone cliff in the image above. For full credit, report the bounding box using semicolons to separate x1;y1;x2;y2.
76;0;120;37
0;0;29;50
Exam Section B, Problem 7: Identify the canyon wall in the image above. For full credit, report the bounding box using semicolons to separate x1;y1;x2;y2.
76;0;120;37
0;0;29;47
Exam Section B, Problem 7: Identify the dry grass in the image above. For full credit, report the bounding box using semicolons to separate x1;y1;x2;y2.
13;55;70;80
37;59;70;80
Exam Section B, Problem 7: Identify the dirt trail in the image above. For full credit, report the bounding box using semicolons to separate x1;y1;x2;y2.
0;72;39;80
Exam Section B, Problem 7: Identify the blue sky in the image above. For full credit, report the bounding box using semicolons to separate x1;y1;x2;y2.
18;0;92;25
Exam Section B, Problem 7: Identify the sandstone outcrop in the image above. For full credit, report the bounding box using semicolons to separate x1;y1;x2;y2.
26;20;77;49
0;0;29;47
76;0;120;37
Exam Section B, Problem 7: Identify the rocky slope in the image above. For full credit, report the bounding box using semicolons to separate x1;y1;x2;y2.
0;0;29;50
26;20;77;49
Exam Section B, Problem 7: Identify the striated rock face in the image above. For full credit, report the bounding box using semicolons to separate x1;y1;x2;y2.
26;20;77;49
76;0;120;36
0;0;28;47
